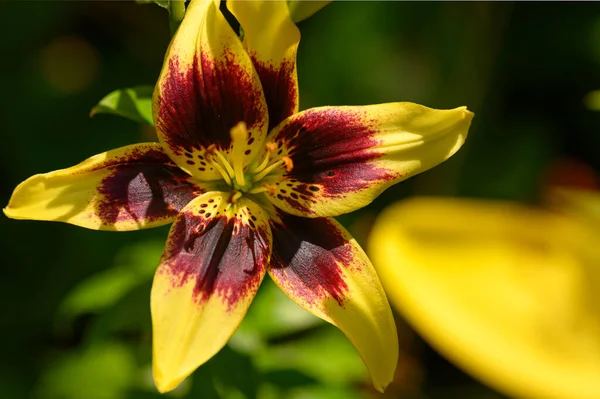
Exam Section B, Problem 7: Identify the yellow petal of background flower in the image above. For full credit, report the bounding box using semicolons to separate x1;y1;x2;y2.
151;192;272;392
153;0;268;181
228;0;300;129
3;143;205;231
369;197;600;399
548;187;600;224
264;103;473;218
287;0;331;23
268;214;398;392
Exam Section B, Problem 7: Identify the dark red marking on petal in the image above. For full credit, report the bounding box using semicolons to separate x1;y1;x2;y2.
269;213;350;306
272;108;394;212
96;148;201;225
156;52;266;155
252;58;297;131
162;211;270;309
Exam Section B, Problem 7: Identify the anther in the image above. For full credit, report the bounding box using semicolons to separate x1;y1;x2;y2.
205;144;217;155
281;156;294;173
264;183;277;195
266;142;278;153
202;144;233;186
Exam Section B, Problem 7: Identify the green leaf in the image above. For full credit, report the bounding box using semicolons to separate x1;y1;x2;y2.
230;280;323;353
254;326;367;386
168;0;186;35
189;347;261;399
35;342;137;399
90;86;154;125
153;0;169;9
262;370;319;389
87;281;154;342
58;241;164;323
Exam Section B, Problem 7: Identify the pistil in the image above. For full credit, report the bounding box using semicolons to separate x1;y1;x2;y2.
230;122;249;187
199;125;293;197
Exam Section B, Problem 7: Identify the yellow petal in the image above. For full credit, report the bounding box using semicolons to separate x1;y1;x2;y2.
228;0;300;129
369;197;600;399
287;0;331;23
264;103;473;217
548;187;600;224
153;0;268;180
268;214;398;392
3;143;205;231
151;192;272;392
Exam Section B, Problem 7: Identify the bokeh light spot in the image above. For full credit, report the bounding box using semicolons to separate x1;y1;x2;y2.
39;36;100;94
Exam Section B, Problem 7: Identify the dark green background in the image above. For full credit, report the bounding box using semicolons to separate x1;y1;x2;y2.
1;2;599;398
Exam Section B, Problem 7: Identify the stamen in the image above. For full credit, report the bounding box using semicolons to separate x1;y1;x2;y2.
281;156;294;173
204;145;233;186
250;141;277;175
205;144;217;154
214;150;235;178
211;159;232;186
249;183;276;195
251;152;271;174
253;159;285;182
230;122;248;187
266;142;278;153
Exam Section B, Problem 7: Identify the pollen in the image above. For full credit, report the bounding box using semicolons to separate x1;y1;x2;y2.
264;183;277;195
205;144;217;155
282;156;294;173
266;142;278;153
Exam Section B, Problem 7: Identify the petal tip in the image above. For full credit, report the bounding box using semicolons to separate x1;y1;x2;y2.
3;202;26;221
461;106;475;121
369;362;396;393
374;381;391;394
368;339;398;394
152;362;186;394
447;106;474;155
452;105;474;123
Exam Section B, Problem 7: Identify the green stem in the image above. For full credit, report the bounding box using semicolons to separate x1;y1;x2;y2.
168;0;186;36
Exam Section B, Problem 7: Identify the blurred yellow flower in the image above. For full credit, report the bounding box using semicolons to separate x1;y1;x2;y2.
369;190;600;399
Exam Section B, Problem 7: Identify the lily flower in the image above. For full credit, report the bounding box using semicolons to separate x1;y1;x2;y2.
369;190;600;399
4;0;473;393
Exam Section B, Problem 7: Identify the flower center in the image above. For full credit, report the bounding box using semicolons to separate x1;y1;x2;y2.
204;122;293;201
